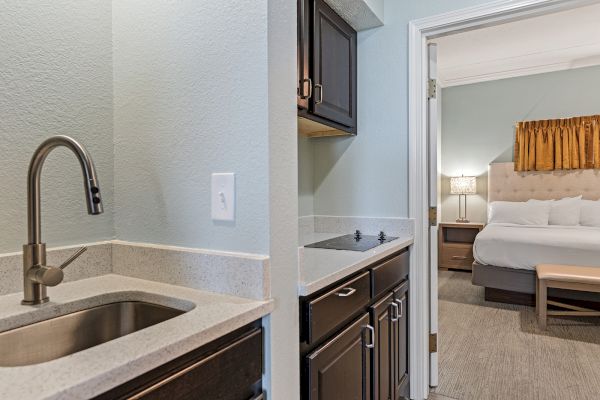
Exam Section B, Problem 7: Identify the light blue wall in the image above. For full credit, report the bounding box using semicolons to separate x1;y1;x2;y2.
0;1;114;253
112;1;270;255
301;0;494;217
298;136;315;216
441;65;600;223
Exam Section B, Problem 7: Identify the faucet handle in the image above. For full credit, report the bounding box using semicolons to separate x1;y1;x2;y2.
59;246;87;270
29;247;88;287
29;266;64;287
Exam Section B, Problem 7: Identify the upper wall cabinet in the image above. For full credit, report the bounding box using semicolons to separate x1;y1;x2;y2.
298;0;357;136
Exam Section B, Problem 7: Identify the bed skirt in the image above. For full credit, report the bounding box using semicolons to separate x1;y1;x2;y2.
472;262;600;306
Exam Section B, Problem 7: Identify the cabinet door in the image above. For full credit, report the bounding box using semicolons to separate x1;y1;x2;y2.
370;293;395;400
297;0;310;110
393;282;409;399
306;313;372;400
312;0;357;130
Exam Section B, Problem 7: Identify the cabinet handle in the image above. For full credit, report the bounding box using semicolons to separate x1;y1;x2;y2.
335;287;356;297
363;324;375;349
390;302;399;322
395;299;403;318
299;78;312;99
249;393;265;400
315;83;323;104
451;256;468;260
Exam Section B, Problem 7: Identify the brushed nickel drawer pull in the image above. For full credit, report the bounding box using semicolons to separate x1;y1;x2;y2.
390;302;399;322
299;78;312;99
249;393;265;400
315;83;323;104
335;287;356;297
395;298;403;318
363;324;375;349
451;256;468;260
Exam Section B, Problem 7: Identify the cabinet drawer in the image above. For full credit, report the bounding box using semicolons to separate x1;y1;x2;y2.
95;325;263;400
440;245;474;269
307;271;370;344
371;250;409;299
128;329;261;400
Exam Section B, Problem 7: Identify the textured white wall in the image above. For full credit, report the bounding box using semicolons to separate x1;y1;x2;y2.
441;65;600;223
264;1;300;397
0;1;114;253
325;0;384;30
113;1;299;396
112;1;270;254
298;136;315;216
365;0;384;20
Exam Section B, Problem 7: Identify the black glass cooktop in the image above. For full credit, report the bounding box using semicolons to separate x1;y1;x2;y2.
305;233;397;252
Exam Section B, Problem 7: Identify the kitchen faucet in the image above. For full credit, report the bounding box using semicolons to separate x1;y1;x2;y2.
22;135;103;305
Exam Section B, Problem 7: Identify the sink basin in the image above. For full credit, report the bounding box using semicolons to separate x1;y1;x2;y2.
0;301;186;367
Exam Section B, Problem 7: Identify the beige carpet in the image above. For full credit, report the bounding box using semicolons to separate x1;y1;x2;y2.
430;270;600;400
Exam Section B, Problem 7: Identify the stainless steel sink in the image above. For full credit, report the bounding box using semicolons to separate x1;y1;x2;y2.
0;301;186;366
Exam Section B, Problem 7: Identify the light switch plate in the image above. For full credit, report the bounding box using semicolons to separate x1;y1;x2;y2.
211;173;235;221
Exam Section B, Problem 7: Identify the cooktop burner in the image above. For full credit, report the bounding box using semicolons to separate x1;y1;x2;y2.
305;230;397;252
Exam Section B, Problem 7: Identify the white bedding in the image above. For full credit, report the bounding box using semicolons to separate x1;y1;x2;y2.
473;223;600;271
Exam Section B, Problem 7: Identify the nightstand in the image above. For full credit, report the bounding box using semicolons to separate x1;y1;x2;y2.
438;222;484;271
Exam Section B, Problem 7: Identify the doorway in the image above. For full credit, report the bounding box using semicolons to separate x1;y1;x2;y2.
407;1;600;399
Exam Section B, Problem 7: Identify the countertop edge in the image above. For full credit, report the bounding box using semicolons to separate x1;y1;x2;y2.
64;300;274;400
0;275;274;400
298;237;413;296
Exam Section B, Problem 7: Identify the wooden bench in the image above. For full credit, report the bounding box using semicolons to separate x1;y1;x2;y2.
536;264;600;330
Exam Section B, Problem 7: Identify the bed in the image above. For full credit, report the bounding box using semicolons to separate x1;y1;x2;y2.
471;162;600;305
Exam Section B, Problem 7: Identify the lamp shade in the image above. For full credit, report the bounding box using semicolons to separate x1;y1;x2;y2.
450;176;477;195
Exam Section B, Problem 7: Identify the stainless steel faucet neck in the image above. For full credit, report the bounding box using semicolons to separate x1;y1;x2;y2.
22;135;103;305
27;135;103;245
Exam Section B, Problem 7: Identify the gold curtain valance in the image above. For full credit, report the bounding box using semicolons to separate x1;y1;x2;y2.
514;115;600;172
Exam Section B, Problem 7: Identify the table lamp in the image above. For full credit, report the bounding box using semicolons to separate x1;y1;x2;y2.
450;176;476;223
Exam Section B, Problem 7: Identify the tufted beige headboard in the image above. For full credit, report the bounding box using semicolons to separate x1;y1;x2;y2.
488;162;600;202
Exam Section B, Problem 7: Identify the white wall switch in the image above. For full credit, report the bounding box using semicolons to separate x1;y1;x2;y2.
211;173;235;221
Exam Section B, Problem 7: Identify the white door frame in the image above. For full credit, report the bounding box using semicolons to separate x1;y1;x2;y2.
407;1;599;399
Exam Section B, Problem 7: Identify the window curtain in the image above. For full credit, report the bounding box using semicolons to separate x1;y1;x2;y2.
514;115;600;171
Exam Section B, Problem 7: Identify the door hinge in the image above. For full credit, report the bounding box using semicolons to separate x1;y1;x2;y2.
429;333;438;353
429;206;437;226
428;78;437;99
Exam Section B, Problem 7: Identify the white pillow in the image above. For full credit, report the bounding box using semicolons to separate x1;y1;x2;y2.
530;196;582;226
488;201;551;225
580;200;600;227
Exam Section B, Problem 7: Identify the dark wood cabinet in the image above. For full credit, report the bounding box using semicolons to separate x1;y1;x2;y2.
94;322;263;400
372;252;410;299
300;249;410;400
393;282;409;399
370;293;394;400
306;271;370;344
297;0;357;135
298;0;310;111
312;0;357;129
306;314;372;400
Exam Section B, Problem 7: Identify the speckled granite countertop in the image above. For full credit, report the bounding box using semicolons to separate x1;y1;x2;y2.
298;232;414;296
0;274;273;400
